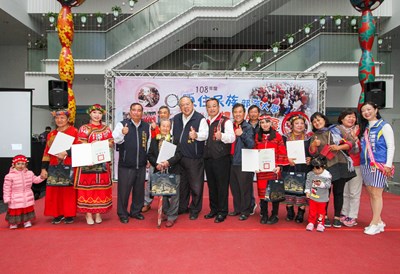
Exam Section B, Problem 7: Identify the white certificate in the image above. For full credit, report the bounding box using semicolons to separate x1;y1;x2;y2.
48;132;75;156
286;140;306;164
156;141;177;163
71;140;111;167
241;149;276;172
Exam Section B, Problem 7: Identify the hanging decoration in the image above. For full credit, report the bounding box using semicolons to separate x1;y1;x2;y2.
349;0;384;110
56;0;86;124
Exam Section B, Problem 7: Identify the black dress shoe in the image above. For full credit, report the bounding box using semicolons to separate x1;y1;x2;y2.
260;215;269;224
239;214;249;221
267;215;279;224
214;215;226;223
119;217;129;224
189;213;198;220
228;211;239;216
130;213;145;220
178;208;190;215
204;212;217;219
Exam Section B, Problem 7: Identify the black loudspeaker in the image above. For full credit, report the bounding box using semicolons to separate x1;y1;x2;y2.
48;80;68;109
365;81;386;108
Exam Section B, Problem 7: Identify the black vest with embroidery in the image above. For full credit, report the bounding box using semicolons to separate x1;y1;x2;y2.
117;119;149;168
204;116;231;159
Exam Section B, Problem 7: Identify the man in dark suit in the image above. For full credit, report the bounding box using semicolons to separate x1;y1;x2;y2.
172;96;209;220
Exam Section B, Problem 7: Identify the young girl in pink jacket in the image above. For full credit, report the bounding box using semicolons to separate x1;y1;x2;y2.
3;155;46;229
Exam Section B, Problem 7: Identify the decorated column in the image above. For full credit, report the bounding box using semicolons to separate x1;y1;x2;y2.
56;0;85;124
350;0;384;110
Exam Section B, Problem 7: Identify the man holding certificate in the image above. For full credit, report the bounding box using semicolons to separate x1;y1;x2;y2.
229;103;255;221
203;98;235;223
255;115;289;225
112;103;151;224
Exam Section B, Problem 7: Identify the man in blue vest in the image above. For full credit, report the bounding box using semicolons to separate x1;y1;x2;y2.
173;96;209;220
113;103;151;224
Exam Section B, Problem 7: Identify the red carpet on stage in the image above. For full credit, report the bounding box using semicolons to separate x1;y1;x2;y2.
1;183;399;274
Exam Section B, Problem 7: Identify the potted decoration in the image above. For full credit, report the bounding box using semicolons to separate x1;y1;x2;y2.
334;15;342;26
303;23;313;34
350;16;357;26
95;12;104;24
319;16;326;26
80;13;87;24
286;34;295;45
271;42;280;54
112;6;122;17
240;62;249;71
253;52;263;63
129;0;138;8
47;12;57;24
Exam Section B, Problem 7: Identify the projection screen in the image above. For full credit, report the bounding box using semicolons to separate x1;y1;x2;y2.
0;89;32;158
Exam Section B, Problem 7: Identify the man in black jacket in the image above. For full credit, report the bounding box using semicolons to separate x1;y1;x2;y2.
112;103;151;223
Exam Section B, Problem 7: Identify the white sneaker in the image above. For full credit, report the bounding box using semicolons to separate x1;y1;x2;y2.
23;221;32;228
378;221;386;232
316;223;325;232
364;224;381;235
9;224;18;229
365;222;386;232
306;223;314;231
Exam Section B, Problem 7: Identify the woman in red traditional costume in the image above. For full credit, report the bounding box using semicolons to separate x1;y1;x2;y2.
40;109;78;224
74;104;113;225
255;115;289;225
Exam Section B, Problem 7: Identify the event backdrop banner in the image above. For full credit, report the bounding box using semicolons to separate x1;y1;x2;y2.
115;77;318;135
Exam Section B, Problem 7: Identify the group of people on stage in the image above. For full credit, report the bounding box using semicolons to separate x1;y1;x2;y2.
3;99;395;235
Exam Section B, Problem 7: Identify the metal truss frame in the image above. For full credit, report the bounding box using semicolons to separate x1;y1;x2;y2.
105;69;326;180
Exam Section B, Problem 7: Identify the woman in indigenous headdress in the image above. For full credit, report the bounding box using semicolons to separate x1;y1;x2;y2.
40;109;78;224
282;115;313;224
255;115;289;225
74;104;113;225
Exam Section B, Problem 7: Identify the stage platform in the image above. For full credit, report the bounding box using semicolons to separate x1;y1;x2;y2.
1;183;399;274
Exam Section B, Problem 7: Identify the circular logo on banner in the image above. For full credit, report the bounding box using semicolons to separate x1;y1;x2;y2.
165;94;179;108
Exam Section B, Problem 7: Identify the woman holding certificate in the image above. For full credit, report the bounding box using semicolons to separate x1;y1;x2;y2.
309;112;356;228
148;119;182;227
40;109;78;224
282;115;313;224
74;104;113;225
255;115;289;225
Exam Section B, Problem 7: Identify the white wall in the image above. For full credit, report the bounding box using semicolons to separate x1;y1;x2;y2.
0;45;27;88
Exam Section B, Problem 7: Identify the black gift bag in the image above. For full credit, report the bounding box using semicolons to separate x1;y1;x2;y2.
150;172;177;196
265;179;286;202
47;164;73;186
282;171;306;195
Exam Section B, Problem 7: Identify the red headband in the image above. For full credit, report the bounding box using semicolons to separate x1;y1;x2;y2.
259;115;279;130
12;155;28;164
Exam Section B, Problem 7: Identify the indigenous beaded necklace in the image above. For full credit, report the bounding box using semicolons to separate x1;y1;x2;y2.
288;132;305;141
